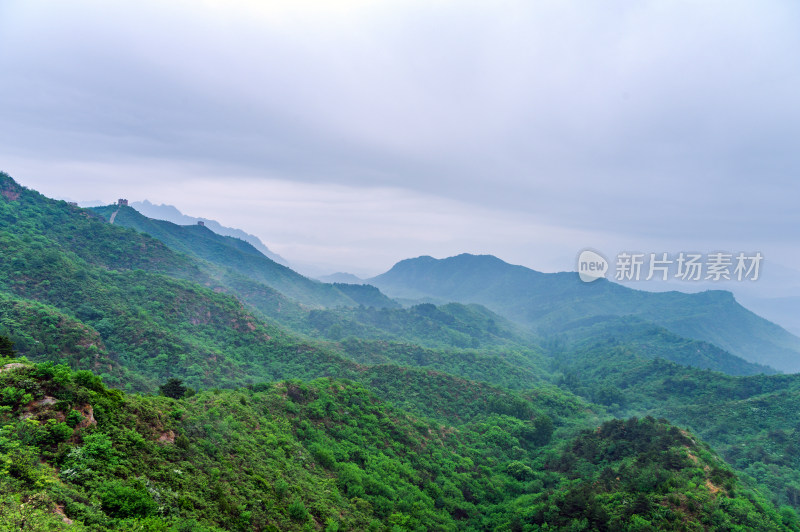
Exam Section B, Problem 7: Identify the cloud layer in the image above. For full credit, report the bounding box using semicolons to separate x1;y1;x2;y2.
1;0;799;275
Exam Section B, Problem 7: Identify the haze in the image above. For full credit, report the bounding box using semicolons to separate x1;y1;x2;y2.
1;0;799;279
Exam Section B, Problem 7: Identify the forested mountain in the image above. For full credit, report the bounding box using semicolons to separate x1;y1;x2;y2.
92;203;542;353
3;172;800;530
549;340;800;511
370;254;800;372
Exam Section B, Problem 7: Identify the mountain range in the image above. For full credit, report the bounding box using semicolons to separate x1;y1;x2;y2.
369;253;800;373
3;171;800;530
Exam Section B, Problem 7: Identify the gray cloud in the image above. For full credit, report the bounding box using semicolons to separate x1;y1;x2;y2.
1;0;799;274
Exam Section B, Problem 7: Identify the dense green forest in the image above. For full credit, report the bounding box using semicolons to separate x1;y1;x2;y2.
2;358;795;530
3;172;800;530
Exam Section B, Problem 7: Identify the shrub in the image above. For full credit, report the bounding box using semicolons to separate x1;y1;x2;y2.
98;480;158;519
310;443;336;469
274;479;289;499
506;460;534;481
73;370;104;392
287;499;308;521
37;419;73;445
160;378;187;399
66;409;84;428
0;335;15;358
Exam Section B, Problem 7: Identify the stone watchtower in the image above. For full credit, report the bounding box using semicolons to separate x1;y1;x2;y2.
117;199;128;206
197;221;205;227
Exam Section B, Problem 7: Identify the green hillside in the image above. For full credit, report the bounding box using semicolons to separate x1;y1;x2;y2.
550;339;800;510
2;358;794;531
0;174;361;391
548;315;776;376
306;302;531;349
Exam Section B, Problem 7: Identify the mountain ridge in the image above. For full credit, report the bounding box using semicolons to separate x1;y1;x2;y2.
370;253;800;372
92;204;397;310
129;199;289;265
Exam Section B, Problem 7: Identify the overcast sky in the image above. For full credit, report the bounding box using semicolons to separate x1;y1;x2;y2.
1;0;799;282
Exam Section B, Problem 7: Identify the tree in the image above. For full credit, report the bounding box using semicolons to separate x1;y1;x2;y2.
160;378;187;399
0;335;15;358
98;480;158;518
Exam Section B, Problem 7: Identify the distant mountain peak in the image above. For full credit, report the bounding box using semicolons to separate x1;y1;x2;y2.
317;272;365;284
136;199;184;219
391;253;504;267
452;252;503;260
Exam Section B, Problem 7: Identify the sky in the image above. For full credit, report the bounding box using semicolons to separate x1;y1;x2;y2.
1;0;799;284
